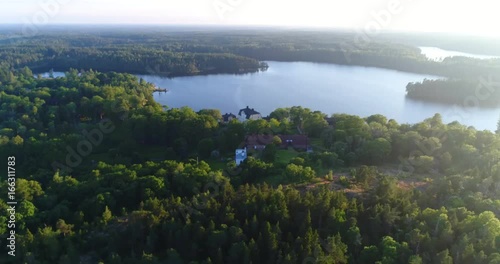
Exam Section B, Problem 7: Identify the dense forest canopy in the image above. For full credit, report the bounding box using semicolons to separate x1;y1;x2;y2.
0;67;499;263
406;78;500;107
0;30;493;78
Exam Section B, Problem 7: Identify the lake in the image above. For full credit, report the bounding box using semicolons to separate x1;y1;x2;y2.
43;61;500;131
419;46;500;61
139;62;500;131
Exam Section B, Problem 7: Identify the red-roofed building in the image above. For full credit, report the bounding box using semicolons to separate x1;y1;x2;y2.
280;135;310;150
243;134;273;150
242;134;312;152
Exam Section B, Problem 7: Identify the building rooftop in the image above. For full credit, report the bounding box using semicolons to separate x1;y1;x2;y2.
235;148;247;160
222;113;237;122
242;134;310;150
238;106;261;119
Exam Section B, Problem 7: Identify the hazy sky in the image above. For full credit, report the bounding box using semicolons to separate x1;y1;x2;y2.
2;0;499;36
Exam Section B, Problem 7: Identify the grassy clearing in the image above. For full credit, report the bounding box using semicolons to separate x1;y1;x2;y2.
276;148;300;164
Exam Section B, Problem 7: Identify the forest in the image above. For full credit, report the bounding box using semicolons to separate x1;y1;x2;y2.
1;28;500;106
0;67;499;263
0;29;499;79
406;77;500;107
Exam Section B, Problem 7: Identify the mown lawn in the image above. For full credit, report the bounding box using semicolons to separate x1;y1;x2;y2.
276;148;300;164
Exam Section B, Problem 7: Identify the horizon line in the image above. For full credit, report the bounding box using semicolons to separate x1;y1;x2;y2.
0;23;499;38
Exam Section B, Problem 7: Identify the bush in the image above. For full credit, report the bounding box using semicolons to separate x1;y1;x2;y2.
325;170;334;181
339;175;350;187
352;166;378;186
411;155;435;173
284;164;316;182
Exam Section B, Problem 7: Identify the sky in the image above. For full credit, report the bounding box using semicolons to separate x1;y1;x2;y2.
1;0;499;37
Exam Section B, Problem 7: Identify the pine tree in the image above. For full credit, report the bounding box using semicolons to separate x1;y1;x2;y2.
263;221;279;259
435;249;453;264
102;206;112;224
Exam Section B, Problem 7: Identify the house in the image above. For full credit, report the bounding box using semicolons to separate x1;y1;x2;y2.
235;148;248;165
241;134;312;151
222;113;237;123
279;135;312;151
244;134;274;150
238;106;262;120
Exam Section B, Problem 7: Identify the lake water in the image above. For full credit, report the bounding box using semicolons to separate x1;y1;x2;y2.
419;46;500;61
43;61;500;131
138;62;500;131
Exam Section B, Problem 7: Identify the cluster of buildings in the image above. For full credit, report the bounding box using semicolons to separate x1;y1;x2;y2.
222;106;262;123
222;106;314;165
245;134;311;151
235;134;313;165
